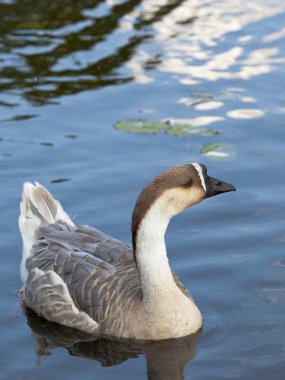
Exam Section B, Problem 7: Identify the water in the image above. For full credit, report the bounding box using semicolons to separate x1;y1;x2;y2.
1;0;285;379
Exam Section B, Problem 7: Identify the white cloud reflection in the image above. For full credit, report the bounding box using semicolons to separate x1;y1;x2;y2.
263;27;285;43
162;116;224;127
120;0;285;84
227;109;264;119
195;101;224;111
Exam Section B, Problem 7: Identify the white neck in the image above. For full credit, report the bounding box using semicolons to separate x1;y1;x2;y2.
135;195;179;301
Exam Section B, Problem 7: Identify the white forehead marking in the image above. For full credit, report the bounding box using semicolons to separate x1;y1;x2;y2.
192;163;206;192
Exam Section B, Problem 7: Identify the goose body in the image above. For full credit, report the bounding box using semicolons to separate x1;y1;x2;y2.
19;163;235;340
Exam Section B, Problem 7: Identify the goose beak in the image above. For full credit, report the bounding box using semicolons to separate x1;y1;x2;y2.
205;176;236;198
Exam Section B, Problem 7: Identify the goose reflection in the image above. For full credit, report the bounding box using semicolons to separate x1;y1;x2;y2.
24;307;200;380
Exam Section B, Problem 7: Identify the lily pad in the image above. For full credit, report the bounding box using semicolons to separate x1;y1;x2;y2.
166;125;219;137
115;118;220;137
114;119;167;134
201;143;236;161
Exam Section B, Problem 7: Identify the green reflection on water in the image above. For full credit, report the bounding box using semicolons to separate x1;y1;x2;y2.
0;0;236;160
0;0;146;105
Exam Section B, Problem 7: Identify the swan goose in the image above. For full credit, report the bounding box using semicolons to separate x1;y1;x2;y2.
19;163;235;340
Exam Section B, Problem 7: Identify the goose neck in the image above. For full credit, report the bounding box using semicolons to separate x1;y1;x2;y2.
134;200;177;299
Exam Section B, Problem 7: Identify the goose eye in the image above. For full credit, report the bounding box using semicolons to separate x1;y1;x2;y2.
183;179;193;188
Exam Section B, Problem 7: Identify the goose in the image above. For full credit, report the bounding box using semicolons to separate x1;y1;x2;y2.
19;163;235;340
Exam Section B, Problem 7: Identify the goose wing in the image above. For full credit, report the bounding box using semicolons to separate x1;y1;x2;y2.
35;223;133;263
24;222;192;335
25;223;140;329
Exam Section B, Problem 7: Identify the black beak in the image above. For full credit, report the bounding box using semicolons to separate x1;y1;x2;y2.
205;176;236;198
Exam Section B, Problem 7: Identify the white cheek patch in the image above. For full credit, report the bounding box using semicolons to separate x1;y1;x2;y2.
192;163;207;192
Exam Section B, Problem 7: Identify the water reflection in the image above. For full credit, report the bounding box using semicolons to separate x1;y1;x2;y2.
131;0;285;84
25;307;199;380
1;0;285;106
227;109;264;119
0;0;145;105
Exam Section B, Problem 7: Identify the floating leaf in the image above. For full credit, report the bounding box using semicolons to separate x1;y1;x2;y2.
114;119;167;134
197;129;220;136
202;143;223;154
115;118;220;137
201;143;236;161
166;124;219;137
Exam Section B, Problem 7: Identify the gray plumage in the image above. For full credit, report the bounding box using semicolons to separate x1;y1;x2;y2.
21;164;233;339
24;222;189;338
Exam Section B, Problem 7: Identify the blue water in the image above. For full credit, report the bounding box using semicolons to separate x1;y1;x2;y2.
1;0;285;379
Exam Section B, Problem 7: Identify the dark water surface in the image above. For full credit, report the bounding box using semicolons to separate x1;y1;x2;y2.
1;0;285;379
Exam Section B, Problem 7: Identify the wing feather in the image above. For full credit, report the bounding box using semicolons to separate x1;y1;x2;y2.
25;268;98;334
24;222;188;335
26;223;139;325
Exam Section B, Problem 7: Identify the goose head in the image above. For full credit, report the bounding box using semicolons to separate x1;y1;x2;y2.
132;163;236;251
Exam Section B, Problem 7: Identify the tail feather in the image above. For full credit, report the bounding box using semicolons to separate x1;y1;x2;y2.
19;182;74;283
29;182;58;224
